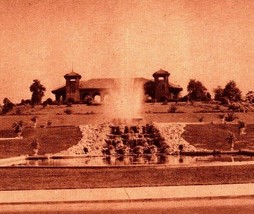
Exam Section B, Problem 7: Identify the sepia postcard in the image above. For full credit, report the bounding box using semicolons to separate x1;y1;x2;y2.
0;0;253;213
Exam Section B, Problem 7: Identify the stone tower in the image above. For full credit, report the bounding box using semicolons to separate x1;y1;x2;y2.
64;71;82;103
153;69;170;101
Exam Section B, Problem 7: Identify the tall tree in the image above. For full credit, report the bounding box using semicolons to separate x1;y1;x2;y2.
222;81;241;102
187;79;208;101
214;86;224;101
30;80;46;105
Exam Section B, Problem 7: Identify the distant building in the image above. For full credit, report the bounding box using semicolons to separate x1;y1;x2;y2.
152;69;182;101
51;69;182;103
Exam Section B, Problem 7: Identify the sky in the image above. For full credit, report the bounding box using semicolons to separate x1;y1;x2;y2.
0;0;253;103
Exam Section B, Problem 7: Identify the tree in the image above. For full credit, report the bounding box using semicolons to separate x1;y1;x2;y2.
144;81;156;99
222;81;241;102
2;98;14;114
214;86;224;101
246;91;254;103
30;80;46;105
187;79;209;101
206;92;212;101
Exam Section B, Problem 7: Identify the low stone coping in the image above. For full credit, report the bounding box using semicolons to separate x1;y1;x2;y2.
240;149;254;155
26;155;49;160
0;137;23;141
181;150;241;156
51;155;87;159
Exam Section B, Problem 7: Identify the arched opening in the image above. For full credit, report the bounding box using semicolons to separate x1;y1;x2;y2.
94;95;101;103
92;91;101;104
59;95;64;104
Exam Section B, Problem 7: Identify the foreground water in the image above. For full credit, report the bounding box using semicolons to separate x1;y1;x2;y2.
15;155;254;167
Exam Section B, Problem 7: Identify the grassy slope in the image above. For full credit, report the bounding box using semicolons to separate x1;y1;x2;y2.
1;103;254;128
0;127;81;158
1;103;254;158
183;124;254;150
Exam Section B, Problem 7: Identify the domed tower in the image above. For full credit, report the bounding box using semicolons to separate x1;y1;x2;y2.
153;69;170;101
64;71;82;103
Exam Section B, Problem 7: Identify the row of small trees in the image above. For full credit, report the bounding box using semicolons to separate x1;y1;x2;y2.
145;79;246;103
187;79;243;103
213;81;242;103
1;79;47;114
1;78;252;113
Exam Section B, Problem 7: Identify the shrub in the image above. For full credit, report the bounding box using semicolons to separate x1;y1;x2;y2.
64;109;72;115
199;116;204;122
228;103;244;112
30;139;40;155
45;98;53;105
31;116;38;123
15;108;22;115
238;120;246;128
20;99;31;105
238;120;247;135
12;120;23;135
225;112;238;122
2;98;14;114
42;101;48;108
214;105;221;111
47;120;52;127
218;114;225;119
30;139;40;149
226;132;237;150
66;102;72;107
31;116;38;128
168;104;177;113
42;98;53;107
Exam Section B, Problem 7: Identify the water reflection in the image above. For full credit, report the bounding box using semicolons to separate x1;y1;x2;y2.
19;154;254;167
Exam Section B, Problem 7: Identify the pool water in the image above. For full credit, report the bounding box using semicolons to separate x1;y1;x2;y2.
15;155;254;167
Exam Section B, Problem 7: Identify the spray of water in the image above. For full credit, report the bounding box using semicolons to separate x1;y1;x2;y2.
103;77;144;124
103;28;144;124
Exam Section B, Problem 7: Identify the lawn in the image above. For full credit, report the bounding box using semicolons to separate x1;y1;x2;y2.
1;103;254;129
1;102;254;158
183;124;254;151
0;164;254;190
0;126;81;158
1;103;254;191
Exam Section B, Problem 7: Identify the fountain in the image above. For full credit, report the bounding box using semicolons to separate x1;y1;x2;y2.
53;76;196;158
103;77;144;125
